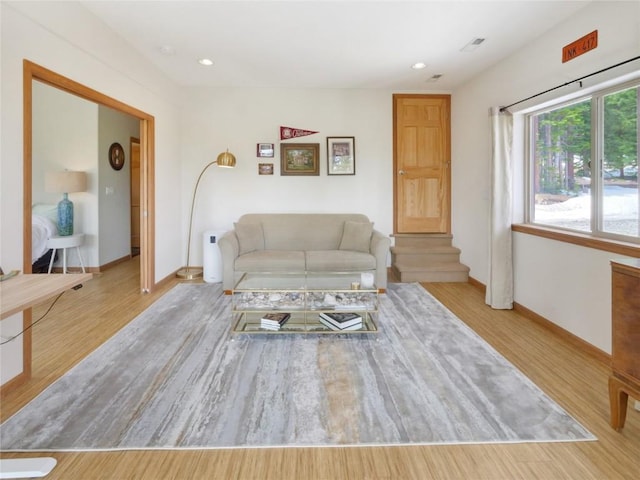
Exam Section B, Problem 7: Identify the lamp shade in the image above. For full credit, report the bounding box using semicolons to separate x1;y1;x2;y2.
45;171;87;194
216;150;236;168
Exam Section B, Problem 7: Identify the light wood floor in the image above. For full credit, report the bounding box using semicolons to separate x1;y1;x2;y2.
1;258;638;479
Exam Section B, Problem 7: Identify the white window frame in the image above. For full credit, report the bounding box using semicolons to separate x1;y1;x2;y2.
524;78;640;245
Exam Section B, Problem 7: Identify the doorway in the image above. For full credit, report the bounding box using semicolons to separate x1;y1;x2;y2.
23;60;155;292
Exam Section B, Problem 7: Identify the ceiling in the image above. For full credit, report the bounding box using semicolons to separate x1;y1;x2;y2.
80;0;592;90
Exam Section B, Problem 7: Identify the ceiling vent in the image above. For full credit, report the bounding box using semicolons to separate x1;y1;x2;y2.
461;37;486;52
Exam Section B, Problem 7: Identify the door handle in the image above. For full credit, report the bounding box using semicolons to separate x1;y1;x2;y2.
398;170;405;175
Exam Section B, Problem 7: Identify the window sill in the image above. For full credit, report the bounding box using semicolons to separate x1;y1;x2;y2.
511;224;640;258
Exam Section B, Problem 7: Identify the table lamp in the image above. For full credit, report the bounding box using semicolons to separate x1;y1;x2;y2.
176;150;236;280
45;171;87;236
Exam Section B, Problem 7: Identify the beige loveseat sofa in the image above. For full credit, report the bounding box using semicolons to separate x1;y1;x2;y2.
218;213;390;292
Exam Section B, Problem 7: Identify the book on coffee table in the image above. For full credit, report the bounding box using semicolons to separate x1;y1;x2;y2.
260;312;291;330
319;316;363;331
318;312;362;329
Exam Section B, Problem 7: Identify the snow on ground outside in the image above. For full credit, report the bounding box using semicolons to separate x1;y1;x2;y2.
535;186;639;236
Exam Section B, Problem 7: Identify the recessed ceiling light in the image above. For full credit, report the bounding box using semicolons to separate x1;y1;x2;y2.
411;62;427;70
198;58;214;66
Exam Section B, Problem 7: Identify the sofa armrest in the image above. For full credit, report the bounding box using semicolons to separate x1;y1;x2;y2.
218;231;239;291
370;230;391;289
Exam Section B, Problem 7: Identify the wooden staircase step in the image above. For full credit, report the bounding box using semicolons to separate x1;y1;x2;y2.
391;262;470;283
391;247;462;266
391;245;461;255
390;233;469;283
392;233;453;248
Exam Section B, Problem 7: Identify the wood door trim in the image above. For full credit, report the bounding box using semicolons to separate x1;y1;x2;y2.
392;94;399;233
22;60;155;292
130;138;141;256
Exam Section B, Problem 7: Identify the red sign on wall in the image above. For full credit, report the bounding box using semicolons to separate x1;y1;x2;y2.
562;30;598;63
280;126;318;140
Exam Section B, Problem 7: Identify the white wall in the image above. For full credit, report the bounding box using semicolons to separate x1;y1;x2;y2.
452;1;640;353
0;1;183;385
98;107;140;265
180;87;403;267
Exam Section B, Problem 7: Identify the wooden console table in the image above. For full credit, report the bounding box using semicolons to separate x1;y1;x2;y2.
0;272;92;386
609;258;640;431
0;272;92;478
1;272;92;320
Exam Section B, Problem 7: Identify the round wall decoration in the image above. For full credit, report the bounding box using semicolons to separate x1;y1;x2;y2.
108;142;125;171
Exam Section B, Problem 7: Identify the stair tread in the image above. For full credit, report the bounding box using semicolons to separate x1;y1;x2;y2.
391;245;461;254
393;262;470;272
391;233;453;239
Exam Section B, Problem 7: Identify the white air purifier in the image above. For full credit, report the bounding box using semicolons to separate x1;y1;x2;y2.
203;230;223;283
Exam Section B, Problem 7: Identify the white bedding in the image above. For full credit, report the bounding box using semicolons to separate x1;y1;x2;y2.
32;206;58;263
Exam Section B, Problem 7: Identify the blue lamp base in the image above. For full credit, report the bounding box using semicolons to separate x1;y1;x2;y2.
57;193;74;236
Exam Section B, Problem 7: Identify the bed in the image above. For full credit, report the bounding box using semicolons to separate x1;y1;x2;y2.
31;204;58;273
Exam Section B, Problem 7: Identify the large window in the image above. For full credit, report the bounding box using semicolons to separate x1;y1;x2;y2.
527;81;639;242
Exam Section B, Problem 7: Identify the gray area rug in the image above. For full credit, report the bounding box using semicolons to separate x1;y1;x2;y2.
0;283;595;451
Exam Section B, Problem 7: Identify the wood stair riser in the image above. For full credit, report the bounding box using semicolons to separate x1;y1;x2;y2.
393;236;453;248
391;252;462;266
390;266;469;283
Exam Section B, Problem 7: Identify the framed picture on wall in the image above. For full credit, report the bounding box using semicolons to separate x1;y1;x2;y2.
280;143;320;176
257;143;274;157
327;137;355;175
258;163;274;175
108;142;125;171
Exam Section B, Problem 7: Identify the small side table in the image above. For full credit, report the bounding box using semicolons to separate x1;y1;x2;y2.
47;233;86;274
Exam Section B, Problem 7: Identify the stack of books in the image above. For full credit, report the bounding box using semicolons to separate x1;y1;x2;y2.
318;312;363;331
260;312;291;331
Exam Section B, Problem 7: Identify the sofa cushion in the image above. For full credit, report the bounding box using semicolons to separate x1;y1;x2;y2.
339;221;373;253
234;222;264;255
306;250;376;272
238;213;372;251
235;250;305;272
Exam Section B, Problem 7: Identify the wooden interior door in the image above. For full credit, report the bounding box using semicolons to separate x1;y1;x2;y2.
130;139;141;256
393;94;451;233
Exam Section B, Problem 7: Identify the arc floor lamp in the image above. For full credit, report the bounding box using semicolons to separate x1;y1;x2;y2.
176;150;236;280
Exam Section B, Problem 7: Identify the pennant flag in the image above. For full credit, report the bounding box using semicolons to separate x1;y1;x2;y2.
280;126;318;140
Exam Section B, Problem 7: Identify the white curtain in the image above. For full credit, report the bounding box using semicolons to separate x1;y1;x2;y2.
485;107;514;309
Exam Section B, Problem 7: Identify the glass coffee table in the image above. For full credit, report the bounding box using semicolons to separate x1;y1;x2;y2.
231;272;378;334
